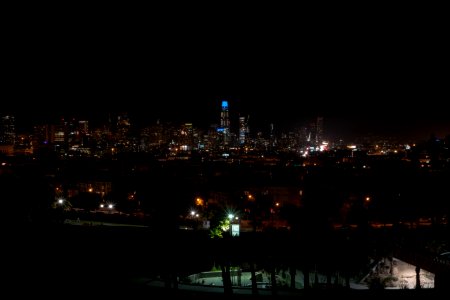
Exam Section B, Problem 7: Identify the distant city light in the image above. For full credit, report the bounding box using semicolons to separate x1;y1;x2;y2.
195;198;204;206
319;144;328;152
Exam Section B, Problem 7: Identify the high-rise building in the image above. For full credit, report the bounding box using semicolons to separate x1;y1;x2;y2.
79;120;89;135
116;113;131;150
0;115;16;145
220;100;230;145
32;124;51;151
179;123;194;151
239;116;248;145
0;114;15;155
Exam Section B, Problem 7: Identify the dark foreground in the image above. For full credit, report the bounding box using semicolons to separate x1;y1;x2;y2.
5;224;447;299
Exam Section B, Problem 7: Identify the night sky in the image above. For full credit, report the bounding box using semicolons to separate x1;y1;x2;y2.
3;15;449;141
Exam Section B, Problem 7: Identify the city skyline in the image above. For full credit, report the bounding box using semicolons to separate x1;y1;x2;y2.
3;5;449;142
4;32;449;141
4;95;449;142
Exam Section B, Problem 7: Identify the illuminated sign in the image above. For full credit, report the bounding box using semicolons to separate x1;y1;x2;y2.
231;224;240;237
217;127;225;132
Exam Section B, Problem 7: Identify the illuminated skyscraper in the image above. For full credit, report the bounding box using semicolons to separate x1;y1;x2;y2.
239;116;248;145
0;114;15;155
116;113;131;148
219;100;230;145
78;120;89;135
0;115;15;145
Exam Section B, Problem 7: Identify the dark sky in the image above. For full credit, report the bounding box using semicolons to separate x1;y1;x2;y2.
3;14;449;141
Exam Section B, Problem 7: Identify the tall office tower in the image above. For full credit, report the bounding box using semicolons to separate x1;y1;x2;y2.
52;122;66;144
116;113;131;145
78;120;89;135
239;116;247;145
179;123;194;151
220;100;230;145
315;116;324;146
78;120;89;147
32;124;51;147
0;115;16;145
65;118;79;147
269;123;275;147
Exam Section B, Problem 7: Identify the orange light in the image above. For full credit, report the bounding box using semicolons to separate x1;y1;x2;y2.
195;197;204;206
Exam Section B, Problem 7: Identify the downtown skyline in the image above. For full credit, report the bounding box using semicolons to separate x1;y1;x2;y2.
3;15;448;141
4;97;449;142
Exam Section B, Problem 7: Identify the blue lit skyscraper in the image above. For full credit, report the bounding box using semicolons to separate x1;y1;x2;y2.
220;100;230;145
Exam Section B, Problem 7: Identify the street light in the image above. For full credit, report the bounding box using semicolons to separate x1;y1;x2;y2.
228;214;234;236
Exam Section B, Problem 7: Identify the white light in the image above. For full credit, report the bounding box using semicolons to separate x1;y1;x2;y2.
228;214;234;219
58;199;64;204
100;204;104;208
108;204;113;209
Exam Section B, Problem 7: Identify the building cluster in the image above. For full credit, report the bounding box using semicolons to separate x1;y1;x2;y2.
0;101;327;158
